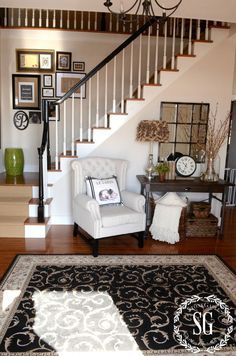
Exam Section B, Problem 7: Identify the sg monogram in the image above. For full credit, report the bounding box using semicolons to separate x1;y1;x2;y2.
193;311;213;336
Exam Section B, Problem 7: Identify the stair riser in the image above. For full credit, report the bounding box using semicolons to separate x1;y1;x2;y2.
0;186;32;198
0;204;28;217
0;224;25;238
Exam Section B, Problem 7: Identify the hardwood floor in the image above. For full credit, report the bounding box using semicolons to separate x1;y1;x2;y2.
0;207;235;280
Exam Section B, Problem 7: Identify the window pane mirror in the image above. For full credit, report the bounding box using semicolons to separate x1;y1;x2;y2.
159;102;209;163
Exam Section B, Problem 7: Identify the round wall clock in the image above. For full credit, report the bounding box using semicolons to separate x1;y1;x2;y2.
175;155;196;177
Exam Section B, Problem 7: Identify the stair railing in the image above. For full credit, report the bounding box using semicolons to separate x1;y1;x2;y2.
37;15;226;222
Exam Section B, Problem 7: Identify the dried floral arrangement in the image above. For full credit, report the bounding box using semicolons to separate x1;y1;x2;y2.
203;106;230;159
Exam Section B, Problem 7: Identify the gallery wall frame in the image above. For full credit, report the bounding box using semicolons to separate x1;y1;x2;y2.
42;88;54;98
12;74;41;110
55;72;86;99
73;61;85;72
47;100;60;121
56;51;72;71
43;74;53;87
16;49;54;72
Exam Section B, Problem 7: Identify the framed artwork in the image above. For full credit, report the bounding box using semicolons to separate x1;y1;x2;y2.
16;49;54;72
56;51;72;71
73;61;85;72
47;100;60;121
55;72;86;98
12;74;41;110
42;88;54;98
13;111;29;130
43;74;53;87
29;111;41;124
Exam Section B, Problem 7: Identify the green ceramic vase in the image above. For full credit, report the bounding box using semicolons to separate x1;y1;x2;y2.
4;148;24;176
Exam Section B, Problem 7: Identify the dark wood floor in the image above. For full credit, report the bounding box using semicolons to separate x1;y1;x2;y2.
0;207;235;280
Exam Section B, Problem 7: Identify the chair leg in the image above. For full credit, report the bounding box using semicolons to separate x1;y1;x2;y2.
138;231;144;248
92;239;99;257
73;222;78;237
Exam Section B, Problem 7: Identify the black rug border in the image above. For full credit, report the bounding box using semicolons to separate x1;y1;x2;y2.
1;253;235;286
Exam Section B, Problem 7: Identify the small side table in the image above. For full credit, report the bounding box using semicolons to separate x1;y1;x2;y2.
136;175;231;238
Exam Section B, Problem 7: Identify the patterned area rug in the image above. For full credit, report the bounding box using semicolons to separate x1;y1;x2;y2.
0;255;235;356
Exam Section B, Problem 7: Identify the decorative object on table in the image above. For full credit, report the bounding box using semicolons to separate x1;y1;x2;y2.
136;120;169;179
12;74;41;110
175;155;196;177
56;51;72;71
154;161;170;182
55;72;86;98
191;201;211;219
73;61;85;72
13;111;29;130
29;111;41;124
16;49;54;72
201;106;230;182
4;148;24;176
150;192;187;244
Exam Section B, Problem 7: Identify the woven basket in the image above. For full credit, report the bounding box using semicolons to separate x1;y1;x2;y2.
191;202;211;219
185;213;218;237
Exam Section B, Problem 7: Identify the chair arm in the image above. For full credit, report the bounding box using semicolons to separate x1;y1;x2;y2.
121;190;145;213
74;194;101;220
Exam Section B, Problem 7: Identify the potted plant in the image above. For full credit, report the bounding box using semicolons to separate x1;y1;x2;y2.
154;162;170;182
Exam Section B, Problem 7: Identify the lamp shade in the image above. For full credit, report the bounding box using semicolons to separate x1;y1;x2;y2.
136;120;169;142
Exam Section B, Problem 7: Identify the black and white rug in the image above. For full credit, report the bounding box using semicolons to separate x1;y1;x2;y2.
0;255;235;355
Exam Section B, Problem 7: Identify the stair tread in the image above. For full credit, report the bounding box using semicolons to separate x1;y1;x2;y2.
0;216;26;225
29;198;53;205
0;172;38;186
0;197;30;204
24;217;50;225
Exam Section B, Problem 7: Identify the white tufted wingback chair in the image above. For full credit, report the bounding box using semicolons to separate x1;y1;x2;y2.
71;157;146;256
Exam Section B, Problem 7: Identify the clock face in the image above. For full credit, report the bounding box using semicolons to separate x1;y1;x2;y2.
176;155;196;177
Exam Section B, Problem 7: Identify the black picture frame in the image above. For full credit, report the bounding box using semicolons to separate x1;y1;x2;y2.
12;74;41;110
43;74;53;87
29;111;41;124
42;88;54;98
73;61;85;72
56;51;72;71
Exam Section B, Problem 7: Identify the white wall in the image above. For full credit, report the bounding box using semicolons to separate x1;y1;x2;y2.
0;29;130;171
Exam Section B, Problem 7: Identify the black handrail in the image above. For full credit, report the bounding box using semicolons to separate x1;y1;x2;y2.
37;15;166;222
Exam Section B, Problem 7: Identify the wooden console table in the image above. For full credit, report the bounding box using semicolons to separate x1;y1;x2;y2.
136;175;231;238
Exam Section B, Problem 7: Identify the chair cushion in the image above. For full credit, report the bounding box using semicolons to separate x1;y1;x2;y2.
100;205;141;227
86;176;122;206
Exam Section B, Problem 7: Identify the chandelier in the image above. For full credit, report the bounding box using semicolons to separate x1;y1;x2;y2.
103;0;182;21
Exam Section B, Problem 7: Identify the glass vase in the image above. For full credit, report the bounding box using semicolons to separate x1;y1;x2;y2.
200;152;219;182
145;154;154;180
4;148;24;176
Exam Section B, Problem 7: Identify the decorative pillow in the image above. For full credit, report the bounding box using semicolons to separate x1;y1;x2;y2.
86;176;122;206
157;192;187;207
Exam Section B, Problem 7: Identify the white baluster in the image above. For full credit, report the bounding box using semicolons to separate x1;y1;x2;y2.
74;11;77;30
55;105;59;170
88;80;92;142
130;15;133;33
25;8;28;27
137;35;142;98
71;94;75;155
32;9;35;27
121;49;125;113
95;12;97;31
79;96;83;142
88;12;90;30
81;11;84;30
53;10;56;28
96;72;99;127
4;8;7;27
46;9;49;28
171;18;176;70
60;10;63;28
146;26;151;83
163;21;167;69
67;10;70;29
197;19;200;40
104;64;108;127
154;24;159;84
63;101;67;156
213;21;217;26
180;18;184;55
39;9;42;27
205;20;209;40
11;8;14;27
112;56;117;112
188;19;193;55
116;14;119;33
109;13;112;32
129;42;134;98
18;8;21;27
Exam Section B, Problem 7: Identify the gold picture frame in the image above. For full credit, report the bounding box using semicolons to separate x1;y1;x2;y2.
16;49;55;72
